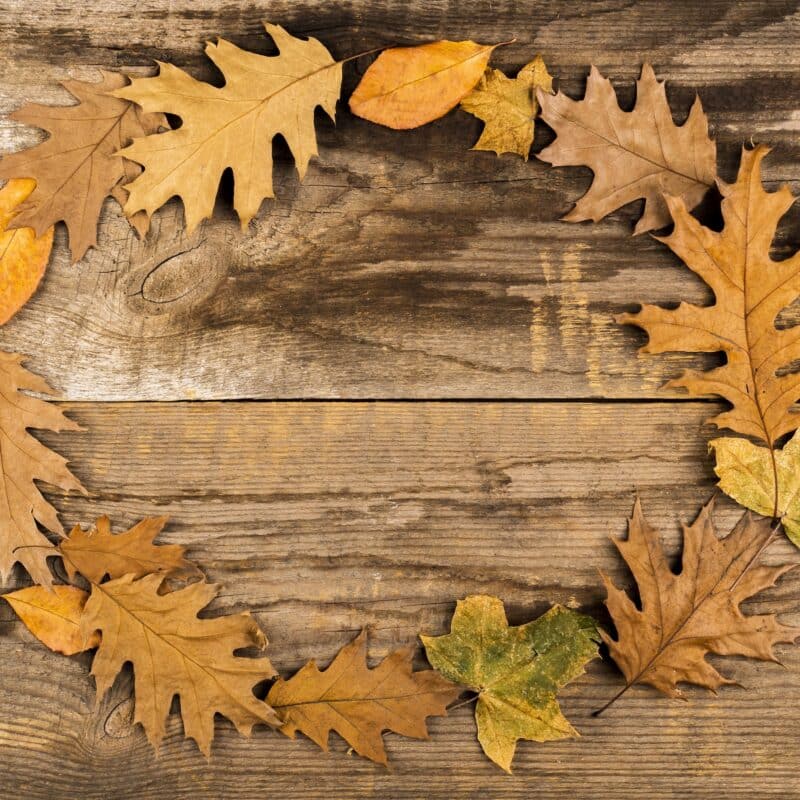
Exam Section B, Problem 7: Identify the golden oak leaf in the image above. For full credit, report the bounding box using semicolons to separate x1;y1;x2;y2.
0;71;165;261
0;352;85;586
538;64;716;233
0;179;53;325
422;597;599;773
114;24;341;234
599;499;797;709
349;40;498;129
460;55;553;159
267;629;458;765
620;146;800;446
4;584;99;655
60;515;196;583
82;573;279;755
711;432;800;548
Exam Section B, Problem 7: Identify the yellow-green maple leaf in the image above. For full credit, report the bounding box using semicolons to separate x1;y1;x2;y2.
711;432;800;546
421;595;598;772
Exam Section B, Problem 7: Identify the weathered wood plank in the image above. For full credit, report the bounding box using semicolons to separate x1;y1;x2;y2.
1;0;799;399
1;400;798;798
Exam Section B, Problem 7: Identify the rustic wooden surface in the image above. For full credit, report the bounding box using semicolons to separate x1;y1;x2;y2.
1;1;800;798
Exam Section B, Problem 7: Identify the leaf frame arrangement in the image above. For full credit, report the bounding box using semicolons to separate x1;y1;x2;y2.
1;21;799;775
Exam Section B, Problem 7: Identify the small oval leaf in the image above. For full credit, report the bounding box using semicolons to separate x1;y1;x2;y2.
0;179;53;325
5;584;99;655
349;40;498;129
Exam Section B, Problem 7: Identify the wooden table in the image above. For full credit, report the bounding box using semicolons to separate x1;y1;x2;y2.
1;1;799;797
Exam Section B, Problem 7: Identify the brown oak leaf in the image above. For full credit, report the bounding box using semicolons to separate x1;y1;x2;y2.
0;351;85;586
620;145;800;446
114;24;341;233
266;629;459;765
598;498;797;710
0;71;165;261
82;572;279;755
538;64;716;233
60;515;197;584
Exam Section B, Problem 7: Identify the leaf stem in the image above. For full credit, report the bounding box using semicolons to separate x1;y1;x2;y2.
446;691;480;712
591;683;631;717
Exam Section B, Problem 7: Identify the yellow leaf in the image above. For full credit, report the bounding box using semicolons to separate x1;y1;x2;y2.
711;432;800;547
0;179;53;325
461;55;553;159
4;585;99;656
349;40;498;129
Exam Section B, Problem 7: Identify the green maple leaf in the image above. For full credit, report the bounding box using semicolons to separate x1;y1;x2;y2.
421;595;599;772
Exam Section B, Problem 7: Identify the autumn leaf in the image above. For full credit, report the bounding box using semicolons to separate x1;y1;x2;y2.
538;64;716;233
597;499;797;713
0;71;165;261
349;40;498;129
59;515;197;583
4;585;99;655
0;179;53;325
620;145;800;460
711;433;800;547
0;352;85;586
460;55;553;159
114;24;341;234
82;572;278;755
421;596;598;773
267;629;459;765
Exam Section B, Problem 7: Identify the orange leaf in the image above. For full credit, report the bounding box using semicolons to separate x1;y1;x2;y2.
4;585;99;656
0;179;53;325
349;40;498;129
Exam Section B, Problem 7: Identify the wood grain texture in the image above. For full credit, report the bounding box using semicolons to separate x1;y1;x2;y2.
0;0;799;399
1;401;799;798
2;1;800;797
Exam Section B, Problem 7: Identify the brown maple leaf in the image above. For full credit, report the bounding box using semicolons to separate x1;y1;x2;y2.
266;629;460;765
620;145;800;448
0;351;85;586
537;64;716;233
597;498;797;713
60;515;197;584
0;71;165;261
82;572;279;755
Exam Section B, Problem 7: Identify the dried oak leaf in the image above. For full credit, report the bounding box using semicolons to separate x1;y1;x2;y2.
0;179;53;325
0;71;165;262
601;499;797;704
620;145;800;446
60;514;197;583
0;352;84;586
538;64;716;233
460;55;553;159
82;572;279;755
711;432;800;548
4;584;99;655
421;596;599;773
114;24;341;234
267;629;459;765
349;40;498;129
